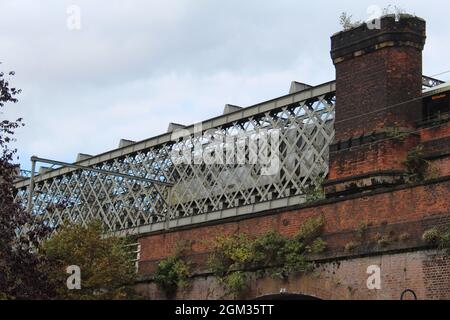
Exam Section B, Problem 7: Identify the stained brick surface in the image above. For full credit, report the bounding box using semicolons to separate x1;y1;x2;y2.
136;16;450;300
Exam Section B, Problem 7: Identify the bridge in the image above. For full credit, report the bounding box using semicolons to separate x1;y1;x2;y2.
14;14;450;300
14;82;336;234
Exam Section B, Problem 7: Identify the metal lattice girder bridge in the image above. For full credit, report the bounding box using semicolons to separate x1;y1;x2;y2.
13;76;444;235
14;81;336;235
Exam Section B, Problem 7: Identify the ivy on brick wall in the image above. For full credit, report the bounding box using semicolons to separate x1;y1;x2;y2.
207;215;327;298
153;242;191;297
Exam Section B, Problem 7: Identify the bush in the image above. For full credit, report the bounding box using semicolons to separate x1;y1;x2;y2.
207;234;253;276
345;242;360;252
297;215;325;242
154;255;191;297
41;220;138;300
309;238;327;254
422;228;441;245
222;272;249;298
251;231;287;267
207;216;326;297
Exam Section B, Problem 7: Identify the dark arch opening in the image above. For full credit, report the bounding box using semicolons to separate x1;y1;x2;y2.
254;294;321;301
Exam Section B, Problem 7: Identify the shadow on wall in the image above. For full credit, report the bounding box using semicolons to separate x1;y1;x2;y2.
254;294;321;300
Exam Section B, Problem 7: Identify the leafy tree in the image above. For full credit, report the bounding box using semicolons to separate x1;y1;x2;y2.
0;64;54;299
41;220;139;300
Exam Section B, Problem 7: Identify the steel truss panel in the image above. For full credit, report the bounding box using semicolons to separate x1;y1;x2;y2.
14;85;335;235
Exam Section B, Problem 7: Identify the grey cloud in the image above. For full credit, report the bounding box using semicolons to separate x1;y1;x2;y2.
1;0;449;169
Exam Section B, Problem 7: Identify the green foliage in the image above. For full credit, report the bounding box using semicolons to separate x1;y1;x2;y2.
356;222;367;239
207;234;254;298
282;239;312;275
221;272;249;298
403;145;430;182
422;228;441;245
297;215;325;242
1;66;54;299
41;220;137;300
339;12;362;30
440;227;450;254
207;216;326;297
207;234;253;275
422;227;450;255
154;255;191;297
345;241;360;252
301;177;326;203
309;238;327;254
383;127;414;142
251;231;287;267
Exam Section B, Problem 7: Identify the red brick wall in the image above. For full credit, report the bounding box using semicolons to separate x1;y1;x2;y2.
139;179;450;264
334;47;423;142
135;16;450;300
136;250;450;300
421;122;450;142
328;137;418;180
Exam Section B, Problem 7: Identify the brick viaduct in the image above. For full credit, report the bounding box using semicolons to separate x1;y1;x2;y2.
135;15;450;300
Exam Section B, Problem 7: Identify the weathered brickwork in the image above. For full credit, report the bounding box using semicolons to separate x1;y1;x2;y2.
137;178;450;300
423;254;450;299
136;250;450;300
333;47;423;142
331;16;425;142
139;178;450;264
328;136;419;180
136;15;450;300
421;121;450;142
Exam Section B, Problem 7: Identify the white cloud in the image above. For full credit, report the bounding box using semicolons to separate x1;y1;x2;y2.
1;0;450;169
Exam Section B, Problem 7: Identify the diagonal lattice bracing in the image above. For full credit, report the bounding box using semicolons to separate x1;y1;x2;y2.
14;85;339;235
13;77;440;234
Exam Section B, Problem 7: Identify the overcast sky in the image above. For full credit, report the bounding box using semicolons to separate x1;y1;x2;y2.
1;0;450;170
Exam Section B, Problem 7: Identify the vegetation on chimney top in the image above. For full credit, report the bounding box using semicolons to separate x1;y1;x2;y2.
339;6;412;31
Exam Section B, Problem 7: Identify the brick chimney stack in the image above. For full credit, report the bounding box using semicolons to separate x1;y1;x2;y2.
325;15;427;196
